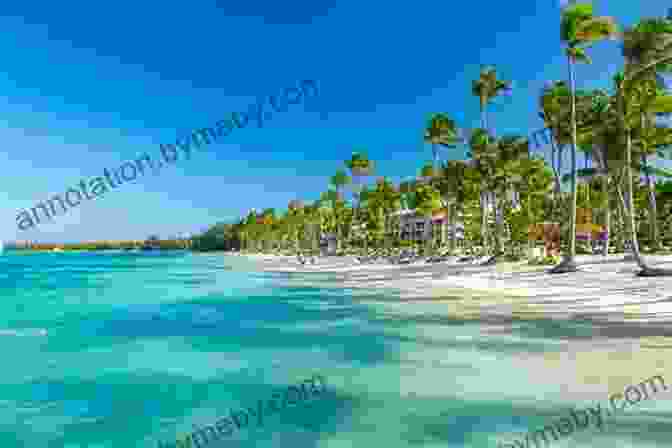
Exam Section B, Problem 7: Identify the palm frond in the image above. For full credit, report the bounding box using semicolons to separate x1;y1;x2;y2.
575;16;619;43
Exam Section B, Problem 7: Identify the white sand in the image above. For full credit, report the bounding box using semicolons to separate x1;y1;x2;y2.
242;253;672;324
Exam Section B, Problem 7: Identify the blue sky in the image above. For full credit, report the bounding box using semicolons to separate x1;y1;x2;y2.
2;0;670;243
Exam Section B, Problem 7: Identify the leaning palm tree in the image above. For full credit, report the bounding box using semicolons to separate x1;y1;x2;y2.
617;15;672;276
553;87;621;256
550;1;619;274
632;79;672;251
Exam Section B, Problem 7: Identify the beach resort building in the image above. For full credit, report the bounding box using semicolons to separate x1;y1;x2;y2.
394;208;464;246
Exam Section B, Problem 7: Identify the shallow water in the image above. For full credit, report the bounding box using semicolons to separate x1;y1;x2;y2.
0;251;670;447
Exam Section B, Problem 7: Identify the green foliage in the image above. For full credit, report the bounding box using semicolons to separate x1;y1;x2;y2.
424;113;461;148
420;164;436;179
330;170;351;191
472;67;511;107
414;184;442;217
346;152;373;171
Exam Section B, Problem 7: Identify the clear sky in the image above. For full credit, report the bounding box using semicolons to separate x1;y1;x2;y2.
2;0;669;243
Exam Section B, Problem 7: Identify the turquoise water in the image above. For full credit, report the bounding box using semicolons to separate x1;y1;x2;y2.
1;251;670;447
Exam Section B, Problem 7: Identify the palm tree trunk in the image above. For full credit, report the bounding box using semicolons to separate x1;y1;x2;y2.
614;179;626;252
622;128;649;269
617;78;667;275
566;57;578;261
642;154;659;250
618;59;672;276
526;192;535;256
363;227;368;255
549;136;561;195
312;223;318;255
480;191;489;253
335;189;343;253
481;99;488;131
550;56;579;273
479;100;491;256
616;170;642;263
601;175;611;256
494;192;504;256
337;218;343;253
449;203;456;253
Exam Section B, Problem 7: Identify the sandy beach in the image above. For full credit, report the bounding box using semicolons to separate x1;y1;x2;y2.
246;253;672;325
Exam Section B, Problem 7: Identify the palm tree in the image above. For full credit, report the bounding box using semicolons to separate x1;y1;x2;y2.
632;79;672;251
287;200;305;254
468;128;499;256
580;88;617;255
552;87;620;256
420;164;437;182
511;156;555;256
260;208;275;252
423;114;462;249
346;152;374;204
439;160;469;253
471;67;511;259
330;169;351;199
471;66;511;131
540;81;572;195
329;170;351;251
424;114;461;171
303;202;322;256
367;177;401;249
617;15;672;275
492;135;531;256
414;183;443;254
357;186;373;254
345;152;374;248
550;1;618;274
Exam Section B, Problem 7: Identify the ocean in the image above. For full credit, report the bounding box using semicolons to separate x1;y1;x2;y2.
1;251;670;447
